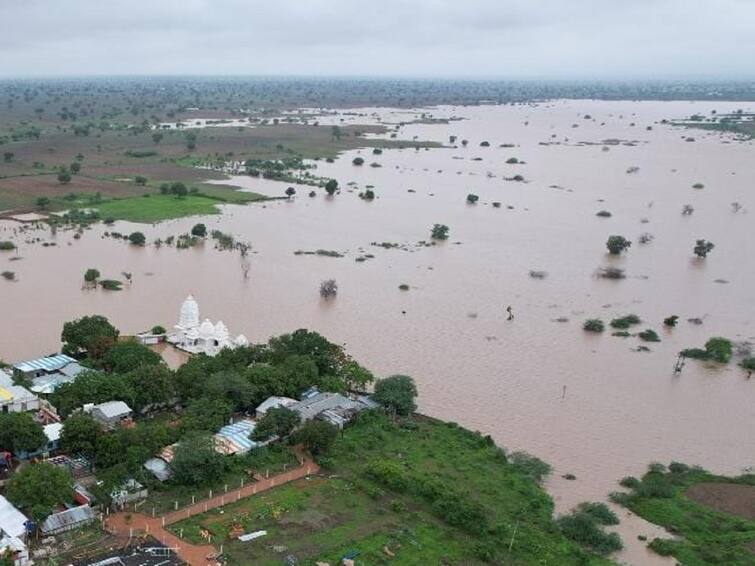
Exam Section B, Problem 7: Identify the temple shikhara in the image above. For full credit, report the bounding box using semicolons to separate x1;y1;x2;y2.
168;295;248;356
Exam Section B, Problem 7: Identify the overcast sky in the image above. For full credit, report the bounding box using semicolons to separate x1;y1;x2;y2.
2;0;754;79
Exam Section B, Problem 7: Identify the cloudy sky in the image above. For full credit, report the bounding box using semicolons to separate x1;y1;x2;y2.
2;0;754;78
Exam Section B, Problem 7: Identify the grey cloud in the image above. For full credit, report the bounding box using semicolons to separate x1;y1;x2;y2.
0;0;754;77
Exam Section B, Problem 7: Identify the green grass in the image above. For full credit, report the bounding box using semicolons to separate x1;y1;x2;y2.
613;463;755;565
92;190;265;223
168;413;610;565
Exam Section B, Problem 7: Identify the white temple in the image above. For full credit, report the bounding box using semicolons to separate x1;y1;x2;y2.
168;295;248;356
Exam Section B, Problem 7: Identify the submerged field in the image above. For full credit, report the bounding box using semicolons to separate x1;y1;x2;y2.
169;412;611;565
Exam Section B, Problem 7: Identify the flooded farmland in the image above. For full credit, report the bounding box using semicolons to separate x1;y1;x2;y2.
2;100;754;565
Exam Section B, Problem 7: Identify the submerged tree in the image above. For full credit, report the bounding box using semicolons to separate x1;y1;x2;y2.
431;223;450;240
606;235;631;255
320;279;338;298
693;239;715;258
324;179;338;196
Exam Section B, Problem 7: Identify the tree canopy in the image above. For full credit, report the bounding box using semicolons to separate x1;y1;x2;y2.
0;412;47;454
6;462;74;521
170;432;227;486
252;407;301;441
61;314;119;358
373;374;418;416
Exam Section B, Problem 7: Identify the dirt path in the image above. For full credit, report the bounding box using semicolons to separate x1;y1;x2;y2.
105;453;319;566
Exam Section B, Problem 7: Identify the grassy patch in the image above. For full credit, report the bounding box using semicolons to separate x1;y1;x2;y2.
91;190;265;223
613;463;755;565
169;413;609;565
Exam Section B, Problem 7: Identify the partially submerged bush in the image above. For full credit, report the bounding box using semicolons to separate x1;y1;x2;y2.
638;329;661;342
320;279;338;298
682;337;732;363
597;266;625;279
596;210;612;218
529;270;547;279
576;502;620;526
509;451;552;483
583;319;605;333
430;223;449;240
663;315;679;327
606;235;631;255
610;314;641;329
557;505;623;555
0;241;16;251
466;193;479;204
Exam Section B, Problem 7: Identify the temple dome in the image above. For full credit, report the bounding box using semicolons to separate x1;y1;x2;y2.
178;295;200;329
198;319;216;339
235;334;249;347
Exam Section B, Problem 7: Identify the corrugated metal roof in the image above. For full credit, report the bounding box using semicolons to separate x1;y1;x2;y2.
144;458;171;481
290;392;361;421
255;396;297;415
214;419;259;455
14;354;78;373
92;401;132;419
40;505;95;534
0;495;28;539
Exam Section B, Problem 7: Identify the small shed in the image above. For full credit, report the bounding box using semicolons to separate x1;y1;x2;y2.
40;505;95;536
89;401;132;427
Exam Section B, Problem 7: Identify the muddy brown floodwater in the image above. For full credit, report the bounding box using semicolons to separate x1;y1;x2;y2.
1;101;754;565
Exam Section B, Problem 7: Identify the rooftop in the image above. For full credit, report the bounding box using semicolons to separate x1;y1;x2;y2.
0;495;28;539
214;419;259;455
14;354;78;374
91;400;132;419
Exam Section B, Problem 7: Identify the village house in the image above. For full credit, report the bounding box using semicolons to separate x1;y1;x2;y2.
15;423;62;460
11;354;85;395
39;505;95;536
254;395;297;419
289;389;378;429
0;495;30;566
0;370;39;414
87;400;133;428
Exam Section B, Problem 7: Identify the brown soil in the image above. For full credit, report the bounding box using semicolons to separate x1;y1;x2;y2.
685;482;755;520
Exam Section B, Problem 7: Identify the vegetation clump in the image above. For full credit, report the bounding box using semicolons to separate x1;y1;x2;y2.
431;223;450;240
556;504;623;555
681;337;733;363
638;329;661;342
466;193;479;204
610;314;641;329
693;239;715;258
663;315;679;327
583;319;605;333
606;235;631;255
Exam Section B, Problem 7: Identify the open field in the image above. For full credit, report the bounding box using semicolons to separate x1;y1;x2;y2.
613;464;755;565
168;413;611;565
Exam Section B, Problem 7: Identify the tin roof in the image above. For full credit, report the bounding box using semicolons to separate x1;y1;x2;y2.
40;505;95;534
92;401;132;419
214;419;259;455
0;495;28;539
14;354;78;373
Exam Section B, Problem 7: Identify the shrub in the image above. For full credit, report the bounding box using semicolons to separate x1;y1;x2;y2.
680;348;710;360
352;156;364;166
466;193;479;204
638;329;661;342
0;241;16;251
134;175;148;186
668;462;690;474
191;223;207;237
663;315;679;327
398;284;409;291
557;508;623;555
100;279;123;291
505;157;519;164
583;319;605;333
740;357;755;371
372;148;383;155
128;232;146;246
124;149;157;158
619;476;640;489
529;270;547;279
596;210;612;217
648;538;676;556
83;268;100;283
151;325;166;335
610;314;641;329
704;337;732;363
320;279;338;298
577;502;620;526
1;271;15;281
324;179;338;195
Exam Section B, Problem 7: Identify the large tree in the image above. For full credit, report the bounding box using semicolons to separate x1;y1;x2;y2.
293;420;338;456
50;370;134;417
181;397;232;433
170;432;226;486
6;462;74;521
252;407;301;441
102;340;162;373
373;374;418;416
123;364;175;412
0;412;47;454
61;315;119;358
60;412;102;458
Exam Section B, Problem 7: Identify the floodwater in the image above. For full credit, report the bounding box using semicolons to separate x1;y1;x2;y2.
2;100;754;565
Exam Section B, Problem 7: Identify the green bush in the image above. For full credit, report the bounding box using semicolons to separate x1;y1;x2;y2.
740;357;755;370
638;329;660;342
576;502;619;526
619;476;640;489
583;319;605;333
557;508;623;555
509;451;552;483
648;538;676;556
610;314;641;329
0;241;16;251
